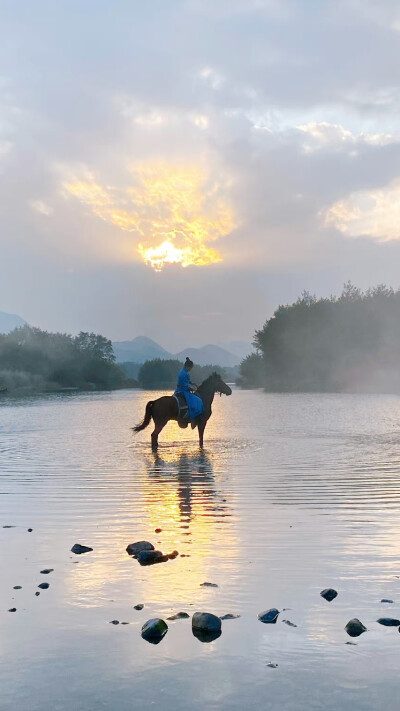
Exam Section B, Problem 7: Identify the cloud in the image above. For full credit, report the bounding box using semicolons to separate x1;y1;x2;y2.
323;178;400;241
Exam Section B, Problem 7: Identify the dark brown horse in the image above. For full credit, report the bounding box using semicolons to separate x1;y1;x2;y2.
133;372;232;449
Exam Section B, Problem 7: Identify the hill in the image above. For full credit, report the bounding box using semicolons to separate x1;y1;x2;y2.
113;337;249;367
0;311;26;333
175;345;240;367
112;336;170;363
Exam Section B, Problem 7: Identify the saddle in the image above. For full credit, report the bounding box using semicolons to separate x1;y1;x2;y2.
173;393;189;422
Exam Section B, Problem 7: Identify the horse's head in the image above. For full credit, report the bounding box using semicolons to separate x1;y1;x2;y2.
211;372;232;396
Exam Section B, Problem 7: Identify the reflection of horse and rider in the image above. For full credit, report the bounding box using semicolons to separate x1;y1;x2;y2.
133;357;232;449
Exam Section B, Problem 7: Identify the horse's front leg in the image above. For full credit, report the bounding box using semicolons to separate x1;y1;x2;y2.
151;420;167;450
198;419;207;448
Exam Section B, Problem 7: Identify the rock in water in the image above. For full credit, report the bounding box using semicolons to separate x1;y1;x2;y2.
40;569;54;575
282;619;297;627
109;620;120;625
141;618;168;644
345;618;367;637
381;599;394;604
71;544;93;555
137;550;167;566
258;608;280;624
377;617;400;626
126;541;154;557
8;608;17;612
13;586;22;590
220;614;240;620
200;582;218;588
133;604;144;611
320;588;338;602
192;612;222;633
167;612;190;620
38;582;49;590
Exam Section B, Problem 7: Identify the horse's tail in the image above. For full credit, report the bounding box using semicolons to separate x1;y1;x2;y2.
132;401;154;432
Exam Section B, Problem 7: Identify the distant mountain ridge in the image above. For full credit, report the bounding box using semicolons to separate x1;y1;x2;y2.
113;336;254;367
0;311;26;334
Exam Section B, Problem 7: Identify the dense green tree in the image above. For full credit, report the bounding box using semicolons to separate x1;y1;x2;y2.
241;283;400;393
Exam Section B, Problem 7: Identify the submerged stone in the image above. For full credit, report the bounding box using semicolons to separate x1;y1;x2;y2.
141;618;168;643
38;582;49;589
167;550;179;560
8;608;16;612
13;586;22;590
71;543;93;555
40;569;54;575
109;620;120;625
35;592;40;596
137;550;167;566
320;588;338;602
192;627;222;643
266;662;278;668
167;612;190;620
192;612;222;633
126;541;154;557
200;582;218;588
282;619;297;627
220;614;240;620
134;604;144;610
381;599;394;603
258;608;280;624
345;618;367;637
377;617;400;627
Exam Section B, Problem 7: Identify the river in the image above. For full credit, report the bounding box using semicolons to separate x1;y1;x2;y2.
1;388;400;710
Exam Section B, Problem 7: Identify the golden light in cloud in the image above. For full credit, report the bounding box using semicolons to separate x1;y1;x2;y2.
63;162;235;270
323;178;400;241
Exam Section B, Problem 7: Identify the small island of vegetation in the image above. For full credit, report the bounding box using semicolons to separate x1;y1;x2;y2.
239;283;400;393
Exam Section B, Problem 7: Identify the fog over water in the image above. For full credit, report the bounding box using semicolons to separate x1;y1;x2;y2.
1;389;400;710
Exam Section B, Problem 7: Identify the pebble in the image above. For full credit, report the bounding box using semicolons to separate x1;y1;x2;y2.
13;586;22;590
381;599;394;603
35;592;40;596
71;544;93;555
345;618;367;637
8;608;17;612
266;662;278;668
40;569;54;575
377;617;400;626
134;604;144;610
200;582;218;588
141;618;168;643
155;528;162;533
282;619;297;627
220;614;240;620
320;588;338;602
27;529;33;532
38;582;49;590
137;550;167;566
126;541;154;557
258;608;280;624
3;525;15;528
109;620;120;625
167;550;179;560
167;612;190;620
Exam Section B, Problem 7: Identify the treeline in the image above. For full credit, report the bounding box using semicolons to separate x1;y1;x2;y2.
238;283;400;393
134;359;226;389
0;326;136;395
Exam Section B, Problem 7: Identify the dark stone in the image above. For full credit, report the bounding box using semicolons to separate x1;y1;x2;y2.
320;588;338;602
126;541;154;557
377;617;400;626
192;612;222;633
27;529;33;532
167;612;190;620
167;550;179;560
8;608;16;612
381;599;394;603
345;618;367;637
137;550;167;566
121;622;129;625
258;608;280;624
141;618;168;643
266;662;278;668
35;592;40;596
38;582;49;590
71;543;93;555
220;614;240;620
155;528;162;533
200;582;218;588
3;525;15;528
40;569;54;574
13;586;22;590
133;604;144;610
109;620;120;625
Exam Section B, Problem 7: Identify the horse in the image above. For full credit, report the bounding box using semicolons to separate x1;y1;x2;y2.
132;372;232;449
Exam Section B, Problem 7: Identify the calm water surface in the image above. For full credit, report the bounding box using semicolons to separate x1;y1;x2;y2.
1;388;400;710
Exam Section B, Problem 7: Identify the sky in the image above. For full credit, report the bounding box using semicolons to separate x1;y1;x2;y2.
2;0;400;351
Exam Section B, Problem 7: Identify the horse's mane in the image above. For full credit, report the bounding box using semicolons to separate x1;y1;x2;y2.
197;372;221;393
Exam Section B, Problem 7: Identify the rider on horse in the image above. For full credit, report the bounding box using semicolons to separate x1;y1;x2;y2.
174;357;204;420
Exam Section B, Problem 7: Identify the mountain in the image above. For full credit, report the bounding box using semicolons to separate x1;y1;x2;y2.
0;311;26;334
175;344;241;367
217;340;254;360
112;336;171;363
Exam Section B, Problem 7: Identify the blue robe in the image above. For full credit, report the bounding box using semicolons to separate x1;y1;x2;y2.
175;368;204;419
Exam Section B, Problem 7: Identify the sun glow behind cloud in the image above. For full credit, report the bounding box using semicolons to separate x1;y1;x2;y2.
63;163;235;270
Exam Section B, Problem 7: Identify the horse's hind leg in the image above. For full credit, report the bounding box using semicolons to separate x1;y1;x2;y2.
151;420;167;450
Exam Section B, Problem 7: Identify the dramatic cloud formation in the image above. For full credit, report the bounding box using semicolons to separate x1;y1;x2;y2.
2;0;400;346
